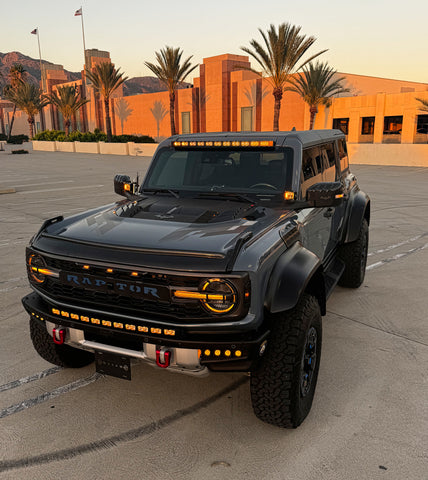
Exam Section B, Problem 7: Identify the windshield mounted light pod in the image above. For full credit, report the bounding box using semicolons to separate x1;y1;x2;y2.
173;278;237;314
28;254;59;283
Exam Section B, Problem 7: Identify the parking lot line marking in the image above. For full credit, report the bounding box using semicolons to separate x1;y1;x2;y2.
17;185;104;195
367;234;425;256
0;373;102;420
0;375;248;472
367;242;428;270
13;180;74;188
0;366;62;393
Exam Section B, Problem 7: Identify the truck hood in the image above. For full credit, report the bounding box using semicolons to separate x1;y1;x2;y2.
34;196;292;272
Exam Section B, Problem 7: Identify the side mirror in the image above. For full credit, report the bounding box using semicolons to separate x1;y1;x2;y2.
306;182;345;207
114;174;134;197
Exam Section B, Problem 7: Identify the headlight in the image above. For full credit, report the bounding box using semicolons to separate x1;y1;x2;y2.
27;254;59;284
173;278;238;314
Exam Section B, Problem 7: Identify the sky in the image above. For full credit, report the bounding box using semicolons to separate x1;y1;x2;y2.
1;0;427;84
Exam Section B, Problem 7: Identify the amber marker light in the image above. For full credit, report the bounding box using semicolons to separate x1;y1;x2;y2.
131;272;139;277
106;268;114;274
283;191;295;201
123;183;131;192
235;350;242;357
83;265;90;270
335;194;344;199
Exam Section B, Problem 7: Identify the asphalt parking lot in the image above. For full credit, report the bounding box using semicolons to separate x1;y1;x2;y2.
0;143;427;480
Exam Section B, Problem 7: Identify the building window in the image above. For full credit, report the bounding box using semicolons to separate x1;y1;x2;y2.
333;118;349;135
416;115;428;134
383;116;402;135
241;107;253;132
361;117;375;135
181;112;191;134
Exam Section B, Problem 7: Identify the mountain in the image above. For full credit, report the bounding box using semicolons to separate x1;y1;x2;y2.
0;51;192;95
0;51;81;85
122;76;192;96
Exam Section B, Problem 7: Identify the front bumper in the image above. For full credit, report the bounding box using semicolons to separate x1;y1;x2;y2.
23;292;269;372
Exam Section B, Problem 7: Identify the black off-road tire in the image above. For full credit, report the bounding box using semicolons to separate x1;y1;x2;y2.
250;294;322;428
29;318;94;368
337;218;369;288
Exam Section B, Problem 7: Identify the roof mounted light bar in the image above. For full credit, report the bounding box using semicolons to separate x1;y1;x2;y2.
172;140;275;148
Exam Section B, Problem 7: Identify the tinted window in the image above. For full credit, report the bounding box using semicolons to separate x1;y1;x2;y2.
337;139;349;173
145;147;294;194
301;147;323;197
320;143;337;182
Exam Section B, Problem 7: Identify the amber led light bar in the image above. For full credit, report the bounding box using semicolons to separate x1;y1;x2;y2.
173;140;275;148
50;308;176;336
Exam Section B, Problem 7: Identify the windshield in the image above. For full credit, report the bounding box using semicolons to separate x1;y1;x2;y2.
143;147;294;196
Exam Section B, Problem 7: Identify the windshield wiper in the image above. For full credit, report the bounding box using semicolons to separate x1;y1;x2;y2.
142;188;179;198
196;192;255;204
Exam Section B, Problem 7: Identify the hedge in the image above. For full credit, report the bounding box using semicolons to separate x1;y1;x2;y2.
33;130;155;144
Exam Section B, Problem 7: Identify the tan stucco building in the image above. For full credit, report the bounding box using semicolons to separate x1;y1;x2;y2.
2;51;427;145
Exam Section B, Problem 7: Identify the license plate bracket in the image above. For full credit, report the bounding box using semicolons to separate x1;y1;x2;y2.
95;350;131;380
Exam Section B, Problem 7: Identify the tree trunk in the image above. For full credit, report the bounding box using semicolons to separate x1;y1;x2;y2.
169;91;176;136
309;106;318;130
0;107;5;136
272;88;283;132
65;119;71;136
28;116;34;139
104;97;112;142
7;105;17;141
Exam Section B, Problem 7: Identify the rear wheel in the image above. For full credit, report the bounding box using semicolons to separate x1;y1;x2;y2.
250;294;322;428
338;218;369;288
29;318;94;368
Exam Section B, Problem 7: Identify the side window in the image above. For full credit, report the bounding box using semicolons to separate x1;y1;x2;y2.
320;142;337;182
301;147;323;197
337;139;349;175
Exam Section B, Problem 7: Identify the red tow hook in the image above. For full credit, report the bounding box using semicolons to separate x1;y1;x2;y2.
156;348;171;368
52;328;66;345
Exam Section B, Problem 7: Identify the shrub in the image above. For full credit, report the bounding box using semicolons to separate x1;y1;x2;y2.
7;134;29;144
31;130;155;143
11;149;29;154
0;133;7;141
32;130;65;141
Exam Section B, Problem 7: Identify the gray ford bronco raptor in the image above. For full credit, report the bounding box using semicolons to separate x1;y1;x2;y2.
23;129;370;428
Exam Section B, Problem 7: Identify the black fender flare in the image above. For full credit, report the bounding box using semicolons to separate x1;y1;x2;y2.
264;242;325;315
344;191;370;243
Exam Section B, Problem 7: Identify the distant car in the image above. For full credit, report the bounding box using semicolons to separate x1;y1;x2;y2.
23;129;370;428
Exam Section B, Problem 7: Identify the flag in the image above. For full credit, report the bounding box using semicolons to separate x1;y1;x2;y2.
74;8;82;16
31;28;37;35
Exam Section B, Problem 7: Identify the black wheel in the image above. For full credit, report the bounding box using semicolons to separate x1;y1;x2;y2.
250;294;322;428
337;218;369;288
29;318;94;368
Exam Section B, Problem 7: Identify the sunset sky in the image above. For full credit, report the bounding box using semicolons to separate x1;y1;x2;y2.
2;0;427;84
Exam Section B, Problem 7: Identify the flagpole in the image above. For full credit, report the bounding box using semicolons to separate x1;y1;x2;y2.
75;6;88;131
36;29;44;91
32;28;46;131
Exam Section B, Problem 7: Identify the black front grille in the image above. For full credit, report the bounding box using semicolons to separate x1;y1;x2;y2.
37;256;216;322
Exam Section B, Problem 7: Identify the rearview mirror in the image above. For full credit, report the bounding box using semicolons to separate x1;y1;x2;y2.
306;182;345;207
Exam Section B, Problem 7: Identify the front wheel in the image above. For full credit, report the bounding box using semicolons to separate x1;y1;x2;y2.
337;218;369;288
250;294;322;428
30;318;94;368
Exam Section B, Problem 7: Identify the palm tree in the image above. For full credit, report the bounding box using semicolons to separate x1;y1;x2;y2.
4;82;48;138
241;23;326;131
85;62;127;142
416;97;428;112
4;64;26;140
145;47;197;135
44;85;89;135
287;61;350;130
